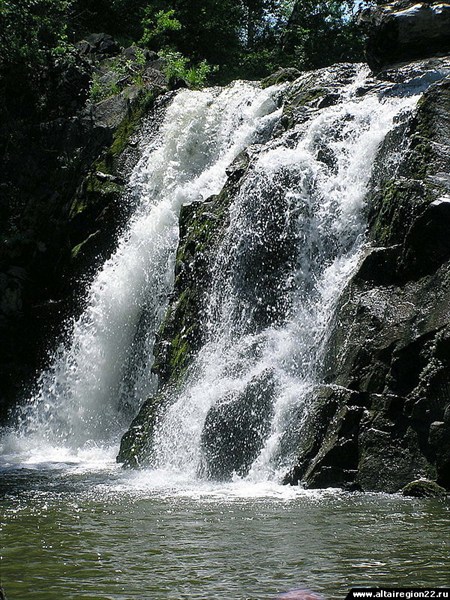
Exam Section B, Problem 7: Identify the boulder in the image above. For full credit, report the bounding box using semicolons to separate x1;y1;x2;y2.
78;33;120;58
261;67;301;89
117;393;168;467
361;2;450;72
198;370;276;480
401;479;448;497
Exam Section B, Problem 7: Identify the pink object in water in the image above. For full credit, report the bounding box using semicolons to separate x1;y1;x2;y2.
276;589;325;600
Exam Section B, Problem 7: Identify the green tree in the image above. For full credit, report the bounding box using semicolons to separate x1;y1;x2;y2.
140;8;182;49
70;0;148;42
242;0;294;49
0;0;88;119
283;0;364;69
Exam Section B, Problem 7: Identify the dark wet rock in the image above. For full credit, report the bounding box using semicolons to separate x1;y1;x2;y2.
117;392;168;468
444;404;450;424
361;2;450;73
68;170;126;271
316;256;450;491
282;386;363;487
357;425;434;493
279;63;359;131
291;68;450;492
401;479;448;497
225;151;251;182
199;371;276;480
428;420;450;488
282;464;303;486
261;67;301;89
77;33;120;58
303;404;364;489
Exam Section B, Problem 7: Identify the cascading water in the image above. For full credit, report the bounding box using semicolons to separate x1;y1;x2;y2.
3;61;450;600
0;66;426;480
1;81;281;464
150;67;421;483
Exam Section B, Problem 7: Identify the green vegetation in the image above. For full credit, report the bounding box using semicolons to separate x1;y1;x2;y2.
0;0;88;119
160;50;213;90
283;0;364;70
0;0;367;127
140;8;182;49
132;0;364;81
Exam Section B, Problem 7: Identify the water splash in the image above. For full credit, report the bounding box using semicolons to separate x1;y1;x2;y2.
151;71;420;482
2;81;281;460
0;66;427;484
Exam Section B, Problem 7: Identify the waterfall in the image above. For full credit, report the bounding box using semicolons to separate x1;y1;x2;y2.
1;65;425;478
2;81;281;461
150;68;420;482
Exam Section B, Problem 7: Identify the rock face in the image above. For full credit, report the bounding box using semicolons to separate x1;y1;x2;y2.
361;2;450;72
291;71;450;492
0;39;168;423
199;370;276;480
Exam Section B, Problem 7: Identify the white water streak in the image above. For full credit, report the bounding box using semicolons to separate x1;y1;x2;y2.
4;81;281;458
153;74;419;481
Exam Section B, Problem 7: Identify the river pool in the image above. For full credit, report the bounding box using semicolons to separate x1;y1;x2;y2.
1;455;449;600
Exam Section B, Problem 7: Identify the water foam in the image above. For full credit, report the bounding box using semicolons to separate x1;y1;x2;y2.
151;74;420;483
2;81;281;463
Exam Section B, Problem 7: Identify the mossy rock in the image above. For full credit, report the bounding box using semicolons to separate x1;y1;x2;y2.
281;85;326;127
368;178;430;247
401;479;447;498
261;67;301;89
98;88;159;174
152;155;249;387
70;172;124;219
117;392;168;467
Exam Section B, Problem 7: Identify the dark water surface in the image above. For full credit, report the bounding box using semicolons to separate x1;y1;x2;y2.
1;465;449;600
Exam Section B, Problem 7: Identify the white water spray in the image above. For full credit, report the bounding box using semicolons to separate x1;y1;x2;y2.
1;81;281;461
0;66;429;482
151;70;421;482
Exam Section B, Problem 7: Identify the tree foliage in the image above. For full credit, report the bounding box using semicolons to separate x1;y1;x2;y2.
0;0;365;121
283;0;364;69
0;0;88;118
